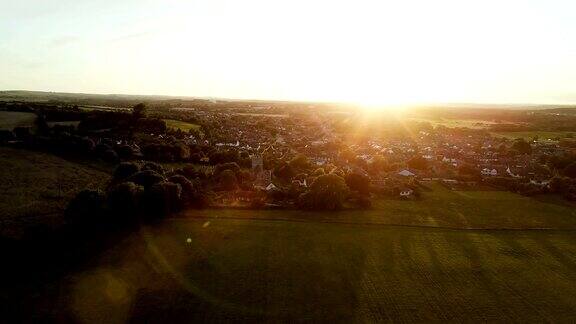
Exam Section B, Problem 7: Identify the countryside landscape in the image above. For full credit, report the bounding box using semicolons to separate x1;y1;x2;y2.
3;0;576;322
1;91;576;322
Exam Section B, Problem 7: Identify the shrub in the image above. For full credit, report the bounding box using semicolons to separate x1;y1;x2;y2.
108;182;145;220
65;189;106;226
102;149;119;163
168;175;197;209
144;182;182;219
0;130;16;142
298;174;349;210
78;137;95;153
13;126;31;140
113;162;140;181
143;161;165;174
126;170;165;189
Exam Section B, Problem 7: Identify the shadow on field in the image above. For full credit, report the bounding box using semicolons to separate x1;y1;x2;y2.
0;223;137;323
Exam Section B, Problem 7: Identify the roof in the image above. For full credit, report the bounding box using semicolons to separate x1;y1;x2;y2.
398;170;416;177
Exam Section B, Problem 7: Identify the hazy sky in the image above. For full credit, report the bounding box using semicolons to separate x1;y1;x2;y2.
1;0;575;105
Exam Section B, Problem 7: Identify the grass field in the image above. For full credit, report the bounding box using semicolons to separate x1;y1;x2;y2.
182;183;576;230
0;111;36;130
2;149;576;321
491;131;576;140
0;147;110;239
164;119;202;132
46;120;81;128
25;218;576;322
408;117;499;129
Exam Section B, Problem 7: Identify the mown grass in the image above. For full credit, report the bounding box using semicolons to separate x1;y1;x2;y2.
164;119;202;132
183;183;576;230
0;111;36;130
408;117;498;129
491;131;576;140
42;219;576;322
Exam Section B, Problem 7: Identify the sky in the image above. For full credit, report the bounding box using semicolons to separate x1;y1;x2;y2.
1;0;576;105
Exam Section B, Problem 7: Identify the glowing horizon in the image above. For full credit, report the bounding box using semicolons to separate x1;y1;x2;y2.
2;0;576;106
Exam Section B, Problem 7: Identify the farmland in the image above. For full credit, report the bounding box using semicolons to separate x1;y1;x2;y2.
0;111;36;129
0;147;110;239
164;119;202;132
11;218;576;322
491;131;576;140
184;183;576;230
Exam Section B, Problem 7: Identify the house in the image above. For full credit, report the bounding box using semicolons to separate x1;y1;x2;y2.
265;183;278;191
481;168;498;176
398;169;416;177
399;188;414;197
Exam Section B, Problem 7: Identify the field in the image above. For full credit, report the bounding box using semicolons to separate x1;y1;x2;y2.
46;120;81;128
408;117;499;129
0;147;110;239
14;218;576;322
491;131;576;140
164;119;202;132
183;183;576;230
0;111;36;129
2;149;576;321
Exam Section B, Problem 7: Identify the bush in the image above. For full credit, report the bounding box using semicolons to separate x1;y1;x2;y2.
144;182;182;219
102;149;119;163
126;170;165;189
168;175;197;207
143;161;165;174
298;174;349;210
113;162;140;181
65;189;106;226
78;137;95;153
13;126;31;140
0;130;16;142
108;182;145;220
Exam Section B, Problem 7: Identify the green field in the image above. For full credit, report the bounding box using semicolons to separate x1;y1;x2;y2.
0;111;36;130
408;117;498;129
491;131;576;140
164;119;202;132
3;149;576;321
46;120;81;128
183;183;576;230
38;218;576;322
0;147;110;239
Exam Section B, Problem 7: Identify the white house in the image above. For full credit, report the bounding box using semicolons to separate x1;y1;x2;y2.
481;168;498;176
399;188;414;197
398;170;416;177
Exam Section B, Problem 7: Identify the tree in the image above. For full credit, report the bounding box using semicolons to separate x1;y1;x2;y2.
298;174;349;210
132;103;147;119
65;189;106;225
407;155;428;170
345;173;371;194
289;154;311;170
564;162;576;179
511;139;532;155
219;169;238;191
144;182;182;219
107;182;145;220
126;170;165;188
113;162;140;181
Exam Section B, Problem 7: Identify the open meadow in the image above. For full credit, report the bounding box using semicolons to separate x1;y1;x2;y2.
0;111;36;129
2;149;576;322
0;147;110;239
10;218;576;322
